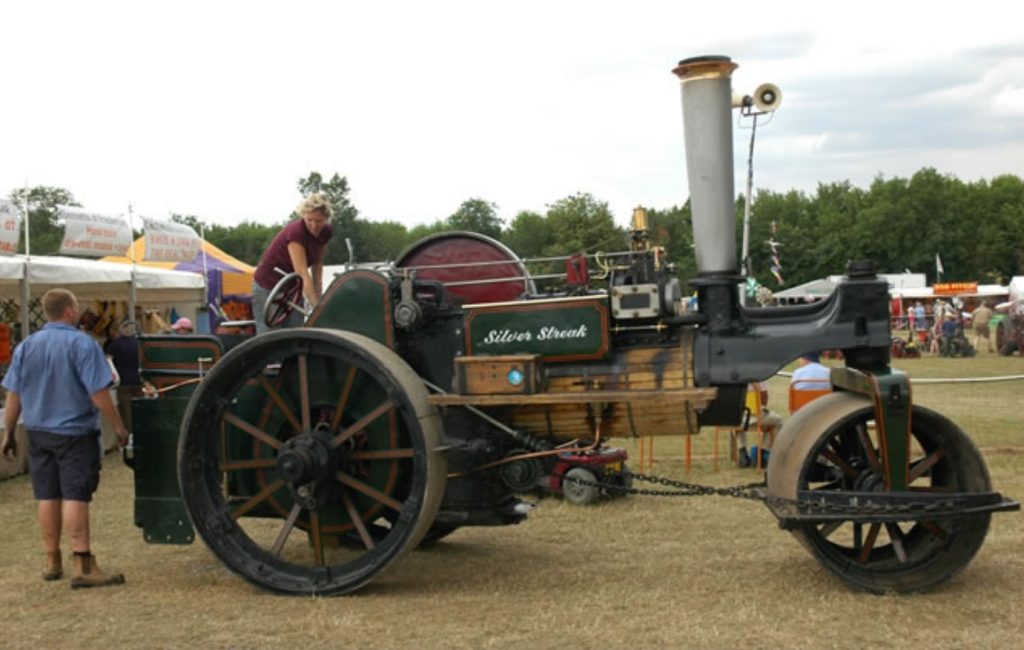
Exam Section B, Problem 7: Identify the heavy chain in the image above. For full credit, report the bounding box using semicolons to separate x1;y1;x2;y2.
565;470;970;517
589;472;765;503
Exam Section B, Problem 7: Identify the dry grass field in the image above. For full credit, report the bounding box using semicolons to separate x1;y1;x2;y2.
2;353;1022;649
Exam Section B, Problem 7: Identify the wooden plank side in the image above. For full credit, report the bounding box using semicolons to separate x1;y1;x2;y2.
427;388;716;407
506;400;703;439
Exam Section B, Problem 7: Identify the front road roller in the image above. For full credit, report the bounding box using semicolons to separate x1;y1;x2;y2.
766;389;1014;593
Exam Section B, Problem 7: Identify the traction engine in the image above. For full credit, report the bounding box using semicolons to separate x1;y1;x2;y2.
130;55;1017;596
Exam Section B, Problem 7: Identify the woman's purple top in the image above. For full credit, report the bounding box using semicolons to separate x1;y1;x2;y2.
254;219;334;289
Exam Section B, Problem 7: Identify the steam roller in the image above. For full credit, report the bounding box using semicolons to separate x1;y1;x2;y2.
127;54;1016;596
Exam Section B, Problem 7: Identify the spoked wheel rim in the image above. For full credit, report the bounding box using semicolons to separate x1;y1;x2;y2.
769;393;991;593
264;272;304;327
178;329;445;595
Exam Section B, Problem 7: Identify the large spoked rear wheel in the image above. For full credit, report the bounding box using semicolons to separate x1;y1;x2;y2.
178;329;446;595
768;392;991;593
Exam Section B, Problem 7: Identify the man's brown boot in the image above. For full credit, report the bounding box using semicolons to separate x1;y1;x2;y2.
70;553;125;589
42;551;62;581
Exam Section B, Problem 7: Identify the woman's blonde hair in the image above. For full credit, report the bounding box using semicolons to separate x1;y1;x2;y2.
297;192;334;219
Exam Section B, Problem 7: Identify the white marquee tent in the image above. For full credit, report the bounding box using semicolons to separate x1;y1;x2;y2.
0;254;205;304
0;255;206;478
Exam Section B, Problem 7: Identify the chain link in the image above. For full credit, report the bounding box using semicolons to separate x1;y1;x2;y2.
564;470;966;517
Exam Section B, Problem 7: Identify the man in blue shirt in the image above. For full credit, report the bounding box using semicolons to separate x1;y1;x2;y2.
913;302;927;332
1;289;129;588
941;316;959;339
791;352;830;390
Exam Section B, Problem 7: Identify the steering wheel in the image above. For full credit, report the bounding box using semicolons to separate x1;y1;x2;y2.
263;272;306;327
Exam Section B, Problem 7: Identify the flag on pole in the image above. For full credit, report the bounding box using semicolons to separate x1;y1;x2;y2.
141;217;201;262
0;199;22;254
935;253;944;277
766;220;783;285
57;206;133;257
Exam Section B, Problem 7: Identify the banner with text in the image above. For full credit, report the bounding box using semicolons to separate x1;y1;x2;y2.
933;282;978;296
0;199;22;255
142;217;201;262
58;206;133;257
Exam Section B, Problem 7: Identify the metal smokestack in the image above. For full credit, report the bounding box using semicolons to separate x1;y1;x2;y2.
672;56;738;275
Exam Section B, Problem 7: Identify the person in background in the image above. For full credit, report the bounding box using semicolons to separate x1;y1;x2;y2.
1;289;128;589
930;315;947;354
171;317;194;334
942;313;959;340
913;301;927;333
791;352;830;390
77;308;103;344
735;381;782;468
104;321;141;432
252;192;335;334
971;300;994;353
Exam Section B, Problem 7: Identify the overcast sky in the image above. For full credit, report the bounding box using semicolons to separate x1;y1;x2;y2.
3;1;1022;230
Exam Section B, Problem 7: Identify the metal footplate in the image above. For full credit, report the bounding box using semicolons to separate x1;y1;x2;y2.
763;488;1020;530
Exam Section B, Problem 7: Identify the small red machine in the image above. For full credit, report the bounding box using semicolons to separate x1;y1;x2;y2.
551;448;631;505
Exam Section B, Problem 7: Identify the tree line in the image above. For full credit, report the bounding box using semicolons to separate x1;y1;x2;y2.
8;167;1024;291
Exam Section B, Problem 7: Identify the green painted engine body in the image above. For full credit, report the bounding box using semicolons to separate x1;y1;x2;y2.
131;268;626;542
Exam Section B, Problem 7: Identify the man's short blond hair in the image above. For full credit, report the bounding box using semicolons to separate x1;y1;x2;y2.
297;192;333;219
42;288;78;321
